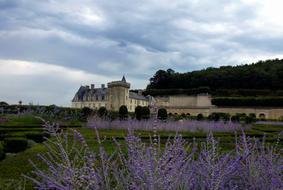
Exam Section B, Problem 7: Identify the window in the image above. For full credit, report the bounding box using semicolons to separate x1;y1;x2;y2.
102;95;105;100
96;95;99;101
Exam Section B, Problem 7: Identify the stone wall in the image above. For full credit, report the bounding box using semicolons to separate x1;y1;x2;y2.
166;107;283;120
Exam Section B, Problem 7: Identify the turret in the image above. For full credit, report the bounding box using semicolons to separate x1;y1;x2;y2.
107;76;130;111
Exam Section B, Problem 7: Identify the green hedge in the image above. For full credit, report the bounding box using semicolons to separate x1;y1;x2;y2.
0;142;5;161
25;132;49;143
212;97;283;107
3;138;28;153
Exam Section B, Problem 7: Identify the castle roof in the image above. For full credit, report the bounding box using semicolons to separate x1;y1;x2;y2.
72;86;107;102
129;91;148;100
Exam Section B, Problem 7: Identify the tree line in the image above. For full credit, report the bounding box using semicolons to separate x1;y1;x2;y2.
146;59;283;95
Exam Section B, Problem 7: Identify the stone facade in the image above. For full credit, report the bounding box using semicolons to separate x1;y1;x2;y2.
72;76;149;112
154;94;283;120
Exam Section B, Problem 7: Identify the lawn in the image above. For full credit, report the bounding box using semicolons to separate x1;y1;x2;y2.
0;115;282;189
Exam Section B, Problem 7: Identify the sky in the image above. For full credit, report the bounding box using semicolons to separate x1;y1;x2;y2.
1;0;283;106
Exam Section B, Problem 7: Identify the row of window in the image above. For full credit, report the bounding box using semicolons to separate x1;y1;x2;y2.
83;95;106;101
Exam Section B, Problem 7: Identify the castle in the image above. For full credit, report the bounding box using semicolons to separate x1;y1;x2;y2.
72;76;149;112
72;77;283;120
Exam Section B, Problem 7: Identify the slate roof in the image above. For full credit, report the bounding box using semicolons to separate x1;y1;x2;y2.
72;86;107;102
129;92;148;100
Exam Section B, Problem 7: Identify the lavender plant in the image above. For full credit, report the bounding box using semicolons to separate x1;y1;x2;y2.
87;118;247;133
26;121;282;190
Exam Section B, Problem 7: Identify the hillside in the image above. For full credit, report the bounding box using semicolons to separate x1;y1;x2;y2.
145;59;283;96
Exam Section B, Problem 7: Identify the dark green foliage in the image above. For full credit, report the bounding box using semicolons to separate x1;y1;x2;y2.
81;107;93;120
212;97;283;107
3;138;28;153
146;59;283;95
25;132;48;143
119;105;128;120
208;113;230;121
135;106;142;120
157;108;167;120
0;102;8;106
197;114;204;121
97;107;107;118
0;142;5;161
141;106;150;119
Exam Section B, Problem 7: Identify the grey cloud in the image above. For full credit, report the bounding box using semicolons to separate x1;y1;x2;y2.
0;0;283;105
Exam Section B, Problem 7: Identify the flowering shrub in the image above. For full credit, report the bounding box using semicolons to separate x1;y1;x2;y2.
25;121;283;189
88;119;247;133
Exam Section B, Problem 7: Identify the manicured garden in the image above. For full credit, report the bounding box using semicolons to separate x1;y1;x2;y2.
0;112;282;189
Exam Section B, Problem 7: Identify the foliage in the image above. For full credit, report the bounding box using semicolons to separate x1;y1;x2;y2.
119;105;128;120
197;113;204;121
0;142;5;161
208;113;230;122
81;107;93;119
88;119;245;133
97;107;108;118
146;59;283;94
25;132;48;143
212;97;283;107
26;121;283;189
135;106;142;120
3;138;28;153
157;108;167;120
141;106;150;119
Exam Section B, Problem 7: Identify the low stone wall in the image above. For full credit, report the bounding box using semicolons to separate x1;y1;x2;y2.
166;107;283;120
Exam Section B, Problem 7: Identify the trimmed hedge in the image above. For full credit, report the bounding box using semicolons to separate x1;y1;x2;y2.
212;97;283;107
25;132;49;143
0;142;5;161
158;108;168;120
3;138;28;153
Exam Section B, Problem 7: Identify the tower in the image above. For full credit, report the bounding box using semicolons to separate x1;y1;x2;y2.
107;76;130;111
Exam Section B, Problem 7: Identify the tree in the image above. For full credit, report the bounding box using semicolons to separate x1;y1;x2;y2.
141;106;150;119
119;105;128;120
97;107;107;118
135;106;142;120
81;107;93;120
157;108;167;120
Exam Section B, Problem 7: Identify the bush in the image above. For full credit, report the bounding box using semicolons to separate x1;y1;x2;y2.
119;105;128;120
97;107;108;118
141;107;150;119
197;114;204;121
3;137;28;153
26;132;48;143
0;142;5;161
81;107;93;119
208;113;230;122
212;97;283;107
157;108;167;120
135;106;142;120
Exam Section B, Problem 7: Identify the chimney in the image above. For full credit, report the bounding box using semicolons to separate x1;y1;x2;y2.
101;84;105;88
91;84;95;89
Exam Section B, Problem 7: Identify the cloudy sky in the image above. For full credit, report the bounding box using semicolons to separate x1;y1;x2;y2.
1;0;283;106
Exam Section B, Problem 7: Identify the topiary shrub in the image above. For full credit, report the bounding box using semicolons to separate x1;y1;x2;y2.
157;108;167;120
26;132;48;143
141;106;150;120
3;137;28;153
135;106;142;120
119;105;128;120
197;114;204;121
0;142;5;161
97;107;108;118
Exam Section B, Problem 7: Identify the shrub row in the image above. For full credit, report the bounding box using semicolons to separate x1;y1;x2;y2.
0;142;5;161
3;138;28;153
212;97;283;107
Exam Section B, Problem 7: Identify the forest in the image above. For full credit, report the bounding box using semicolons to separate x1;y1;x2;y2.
145;59;283;96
